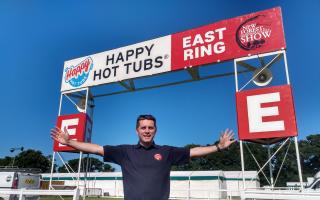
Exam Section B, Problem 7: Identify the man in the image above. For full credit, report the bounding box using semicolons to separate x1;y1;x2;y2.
51;114;235;200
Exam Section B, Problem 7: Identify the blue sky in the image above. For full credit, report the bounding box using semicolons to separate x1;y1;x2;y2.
0;0;319;167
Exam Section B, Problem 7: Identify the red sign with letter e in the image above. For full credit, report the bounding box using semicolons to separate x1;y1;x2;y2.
53;113;91;152
236;85;297;142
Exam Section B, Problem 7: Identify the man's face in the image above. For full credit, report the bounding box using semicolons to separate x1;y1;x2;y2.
136;119;157;146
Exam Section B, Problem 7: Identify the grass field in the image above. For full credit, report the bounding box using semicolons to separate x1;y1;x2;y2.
41;197;123;200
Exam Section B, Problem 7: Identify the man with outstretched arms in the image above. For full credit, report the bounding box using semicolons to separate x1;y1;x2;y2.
51;114;235;200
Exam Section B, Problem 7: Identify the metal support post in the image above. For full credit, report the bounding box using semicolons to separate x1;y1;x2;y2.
77;151;83;189
49;152;56;190
268;145;274;188
240;140;246;189
294;136;304;190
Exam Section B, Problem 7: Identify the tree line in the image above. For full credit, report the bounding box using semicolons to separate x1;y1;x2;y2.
0;134;319;186
0;150;114;173
172;134;320;186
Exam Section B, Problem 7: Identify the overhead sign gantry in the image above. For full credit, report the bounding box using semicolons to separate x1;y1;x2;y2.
61;7;285;93
52;7;303;199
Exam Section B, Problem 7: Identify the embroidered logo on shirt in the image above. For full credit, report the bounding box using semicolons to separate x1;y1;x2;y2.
154;153;162;161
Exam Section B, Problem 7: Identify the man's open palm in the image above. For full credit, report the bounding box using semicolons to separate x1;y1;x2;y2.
219;129;236;149
51;127;70;145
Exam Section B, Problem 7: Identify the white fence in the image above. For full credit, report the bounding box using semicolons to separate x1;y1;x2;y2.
171;189;242;200
0;189;79;200
3;188;319;200
241;188;320;200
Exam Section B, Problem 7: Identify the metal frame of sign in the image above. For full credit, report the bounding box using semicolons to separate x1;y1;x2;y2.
61;7;285;95
49;87;94;193
233;50;303;191
50;7;304;197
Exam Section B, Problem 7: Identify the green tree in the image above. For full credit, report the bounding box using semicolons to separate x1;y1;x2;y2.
242;142;270;186
171;142;279;186
300;134;320;179
271;139;300;186
0;156;13;167
172;135;320;187
58;157;114;173
172;142;242;171
14;149;51;173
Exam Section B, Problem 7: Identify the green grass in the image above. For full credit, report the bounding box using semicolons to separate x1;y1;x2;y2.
40;197;123;200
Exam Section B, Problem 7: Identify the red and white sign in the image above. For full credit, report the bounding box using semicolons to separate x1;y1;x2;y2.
61;7;285;92
171;7;285;70
236;85;297;141
53;113;92;152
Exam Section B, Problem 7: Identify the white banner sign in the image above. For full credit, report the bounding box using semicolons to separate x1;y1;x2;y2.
61;36;171;92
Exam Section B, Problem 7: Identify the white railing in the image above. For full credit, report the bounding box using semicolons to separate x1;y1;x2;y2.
170;189;240;200
241;188;320;200
0;189;79;200
6;187;319;200
101;188;238;199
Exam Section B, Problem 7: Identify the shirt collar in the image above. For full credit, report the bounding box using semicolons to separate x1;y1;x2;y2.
135;141;159;149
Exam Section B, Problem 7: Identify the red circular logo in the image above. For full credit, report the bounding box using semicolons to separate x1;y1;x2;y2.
154;153;162;161
236;15;272;51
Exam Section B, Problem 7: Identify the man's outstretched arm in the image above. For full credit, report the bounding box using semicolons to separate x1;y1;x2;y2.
190;129;236;158
51;127;104;156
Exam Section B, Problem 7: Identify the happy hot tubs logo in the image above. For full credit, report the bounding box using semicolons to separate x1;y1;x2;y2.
64;57;93;87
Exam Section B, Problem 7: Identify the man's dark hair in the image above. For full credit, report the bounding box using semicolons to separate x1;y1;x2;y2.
136;114;157;129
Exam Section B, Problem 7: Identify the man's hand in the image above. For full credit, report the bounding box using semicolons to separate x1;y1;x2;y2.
217;128;236;150
190;128;236;157
50;126;104;156
50;127;70;145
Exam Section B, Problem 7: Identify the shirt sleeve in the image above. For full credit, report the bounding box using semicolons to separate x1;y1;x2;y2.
169;146;190;165
103;145;125;165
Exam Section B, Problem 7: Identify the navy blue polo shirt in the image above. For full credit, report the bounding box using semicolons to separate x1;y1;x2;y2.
103;143;190;200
